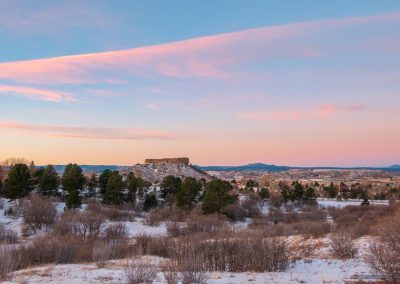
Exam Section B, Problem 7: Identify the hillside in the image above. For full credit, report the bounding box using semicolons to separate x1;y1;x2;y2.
122;161;212;183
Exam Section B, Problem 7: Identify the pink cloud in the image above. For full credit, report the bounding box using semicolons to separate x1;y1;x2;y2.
238;103;368;121
0;84;75;102
0;120;179;141
0;12;398;85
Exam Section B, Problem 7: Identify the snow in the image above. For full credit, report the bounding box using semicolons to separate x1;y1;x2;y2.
5;256;378;284
317;198;389;208
0;198;23;237
107;219;168;237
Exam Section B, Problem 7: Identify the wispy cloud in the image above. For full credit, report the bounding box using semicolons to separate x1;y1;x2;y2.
0;84;75;102
238;104;369;121
0;120;179;141
1;12;398;86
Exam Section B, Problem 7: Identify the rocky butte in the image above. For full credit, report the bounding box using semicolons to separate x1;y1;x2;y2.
122;157;210;183
144;157;190;165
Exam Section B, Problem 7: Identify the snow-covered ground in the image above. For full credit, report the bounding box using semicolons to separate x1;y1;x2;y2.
317;198;389;208
107;219;168;237
4;255;377;284
0;197;385;283
0;199;23;237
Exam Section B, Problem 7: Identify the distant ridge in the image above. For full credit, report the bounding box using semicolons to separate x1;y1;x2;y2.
195;163;400;172
35;163;400;174
49;165;120;174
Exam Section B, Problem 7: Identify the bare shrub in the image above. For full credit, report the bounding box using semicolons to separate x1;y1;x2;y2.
104;223;128;240
186;211;227;236
288;221;331;238
144;207;186;226
241;193;262;217
93;240;113;268
171;236;289;272
224;203;248;222
329;205;395;237
329;234;358;259
54;210;105;240
365;210;400;283
0;225;17;244
125;262;158;284
161;261;180;284
134;235;170;258
0;248;20;280
21;195;57;234
166;221;185;237
365;242;400;283
179;259;210;284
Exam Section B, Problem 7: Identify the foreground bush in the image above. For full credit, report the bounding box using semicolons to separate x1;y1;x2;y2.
125;262;158;284
0;248;20;280
21;195;57;234
329;234;358;259
0;225;17;244
365;211;400;283
172;237;289;272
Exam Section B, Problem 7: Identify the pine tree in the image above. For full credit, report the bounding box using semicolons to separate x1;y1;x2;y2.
86;173;98;198
103;172;124;205
160;175;182;206
98;169;113;196
38;165;60;196
61;164;85;209
143;193;158;211
202;179;237;214
4;163;33;199
176;177;202;211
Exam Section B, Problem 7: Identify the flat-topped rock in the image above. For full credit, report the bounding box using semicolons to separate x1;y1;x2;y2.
144;157;189;165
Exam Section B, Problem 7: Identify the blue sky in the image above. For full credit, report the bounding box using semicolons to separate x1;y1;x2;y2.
0;0;399;166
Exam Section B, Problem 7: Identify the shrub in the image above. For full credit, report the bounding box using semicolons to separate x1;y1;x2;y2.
0;248;20;280
21;195;57;234
179;259;210;284
241;193;262;217
54;209;105;240
162;261;179;284
92;240;113;268
134;235;170;258
224;203;248;222
365;211;400;282
0;225;17;244
145;207;186;226
186;212;227;236
329;234;358;259
365;242;400;283
104;223;127;240
171;237;289;272
125;262;158;284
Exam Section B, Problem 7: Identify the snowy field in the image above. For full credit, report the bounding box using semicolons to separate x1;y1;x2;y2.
0;197;387;283
317;198;389;208
3;256;377;284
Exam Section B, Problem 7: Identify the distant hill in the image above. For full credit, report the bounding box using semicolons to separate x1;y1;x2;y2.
38;163;400;174
49;165;120;174
196;163;400;172
121;162;211;183
197;163;291;172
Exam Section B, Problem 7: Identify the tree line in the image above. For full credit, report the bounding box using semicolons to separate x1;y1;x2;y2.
0;162;239;215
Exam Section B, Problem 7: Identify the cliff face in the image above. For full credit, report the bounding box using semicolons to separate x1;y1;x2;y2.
144;157;190;165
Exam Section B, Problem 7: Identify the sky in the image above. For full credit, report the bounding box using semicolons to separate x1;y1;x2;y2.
0;0;399;167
